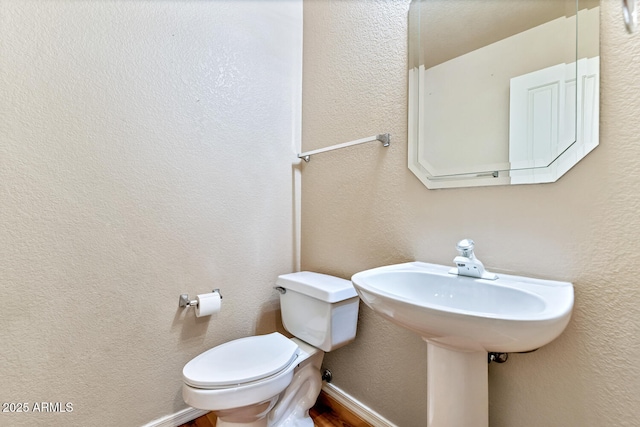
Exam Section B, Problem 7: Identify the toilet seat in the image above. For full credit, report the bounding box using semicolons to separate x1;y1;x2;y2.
183;332;299;389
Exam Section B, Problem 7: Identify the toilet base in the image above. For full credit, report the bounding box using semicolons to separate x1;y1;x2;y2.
218;419;268;427
187;338;325;427
217;418;268;427
269;339;323;427
215;398;276;427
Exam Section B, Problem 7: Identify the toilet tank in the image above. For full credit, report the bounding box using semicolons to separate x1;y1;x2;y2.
276;272;359;352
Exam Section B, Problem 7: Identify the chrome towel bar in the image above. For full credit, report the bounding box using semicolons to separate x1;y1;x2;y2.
298;133;390;162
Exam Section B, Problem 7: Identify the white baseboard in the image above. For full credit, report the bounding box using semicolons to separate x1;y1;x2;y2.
322;383;398;427
141;406;209;427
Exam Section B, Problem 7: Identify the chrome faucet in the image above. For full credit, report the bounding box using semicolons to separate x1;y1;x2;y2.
449;239;498;280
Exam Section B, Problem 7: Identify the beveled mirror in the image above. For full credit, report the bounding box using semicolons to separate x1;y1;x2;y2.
408;0;600;189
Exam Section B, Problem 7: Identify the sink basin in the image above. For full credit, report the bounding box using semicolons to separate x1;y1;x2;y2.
351;261;574;352
352;261;574;427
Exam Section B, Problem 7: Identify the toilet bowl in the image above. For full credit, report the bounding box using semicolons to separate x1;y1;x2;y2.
182;272;359;427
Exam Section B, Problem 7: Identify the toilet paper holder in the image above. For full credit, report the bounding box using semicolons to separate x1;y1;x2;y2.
179;289;223;308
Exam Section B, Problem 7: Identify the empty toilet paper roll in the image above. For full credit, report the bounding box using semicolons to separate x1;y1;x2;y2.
195;292;221;317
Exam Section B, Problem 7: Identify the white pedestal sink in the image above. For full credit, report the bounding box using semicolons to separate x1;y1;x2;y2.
351;262;574;427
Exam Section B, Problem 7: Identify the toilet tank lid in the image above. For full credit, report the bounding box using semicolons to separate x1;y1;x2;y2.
276;271;357;303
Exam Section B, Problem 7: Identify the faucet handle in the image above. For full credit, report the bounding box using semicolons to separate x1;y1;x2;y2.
456;239;475;257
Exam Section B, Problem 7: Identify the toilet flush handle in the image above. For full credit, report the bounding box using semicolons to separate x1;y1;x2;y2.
274;286;286;294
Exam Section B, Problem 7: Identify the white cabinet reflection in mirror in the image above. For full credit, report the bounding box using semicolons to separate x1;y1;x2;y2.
509;57;599;184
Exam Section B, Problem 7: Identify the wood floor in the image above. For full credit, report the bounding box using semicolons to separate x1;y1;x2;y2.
310;391;373;427
177;390;373;427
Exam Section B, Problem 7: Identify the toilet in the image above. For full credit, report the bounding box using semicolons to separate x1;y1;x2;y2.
182;271;359;427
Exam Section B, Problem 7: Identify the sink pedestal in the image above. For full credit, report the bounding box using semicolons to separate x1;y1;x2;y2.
426;340;488;427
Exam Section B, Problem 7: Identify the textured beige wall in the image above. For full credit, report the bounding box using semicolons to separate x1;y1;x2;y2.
0;1;301;425
302;0;640;426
